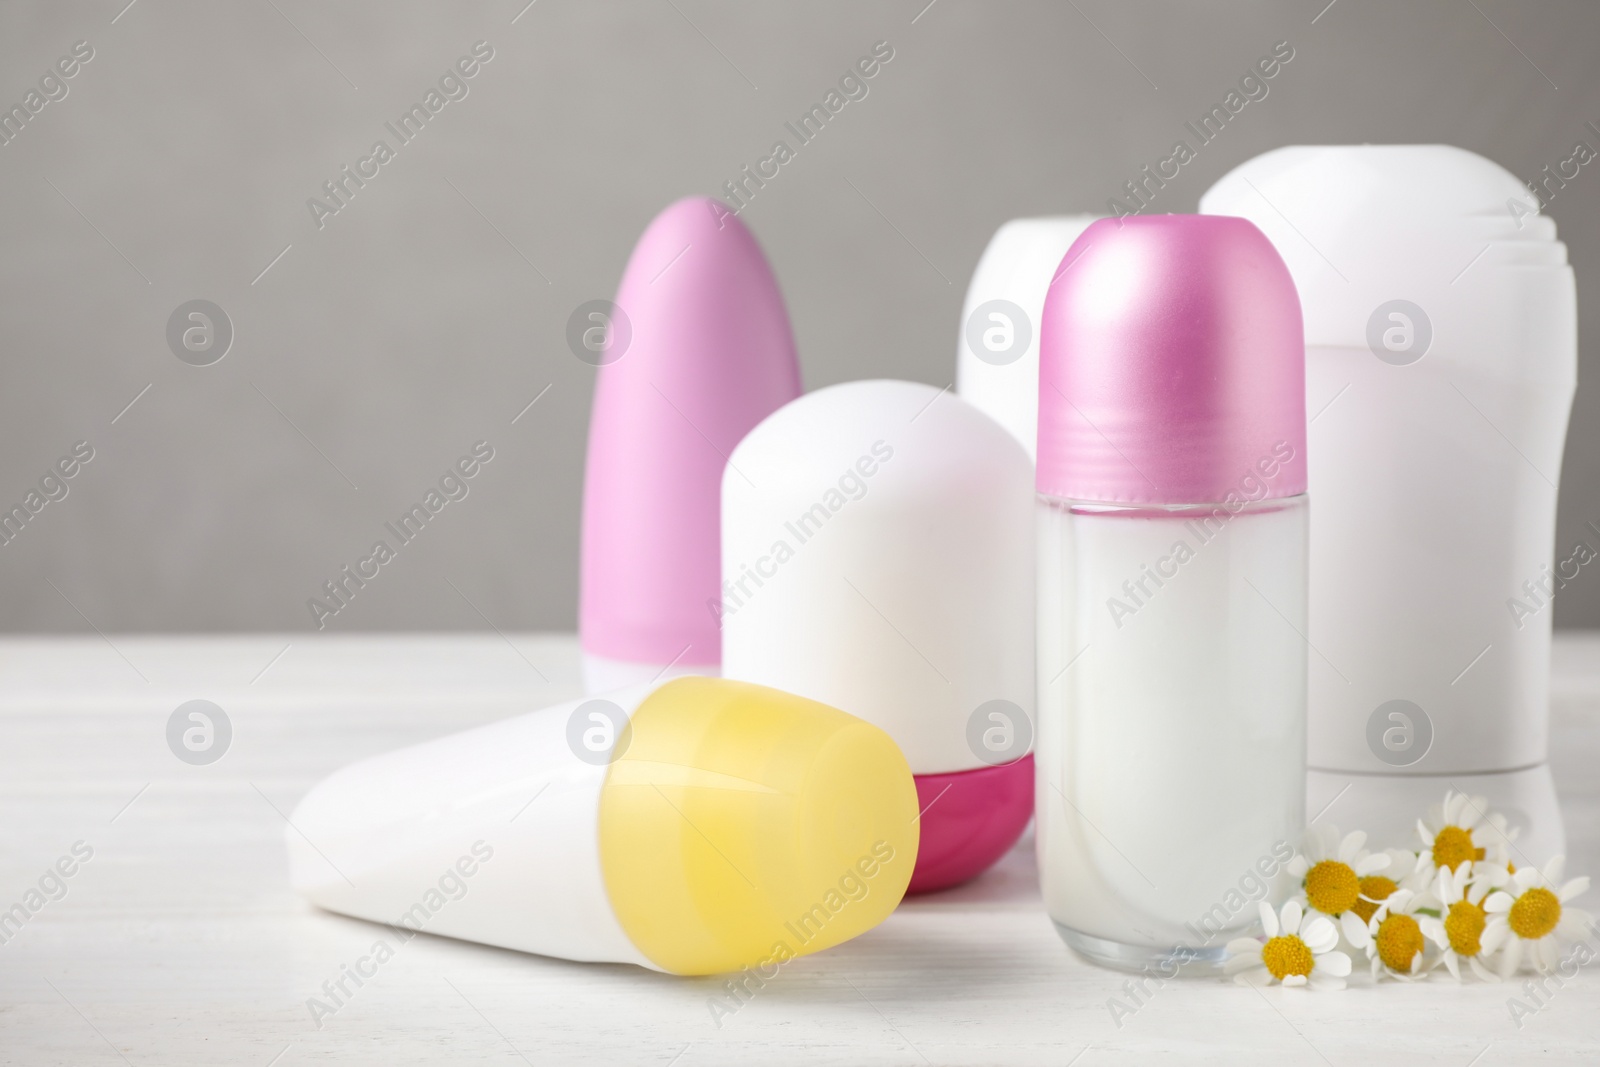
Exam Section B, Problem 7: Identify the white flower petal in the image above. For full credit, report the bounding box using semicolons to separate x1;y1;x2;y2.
1557;911;1594;940
1480;921;1508;953
1225;937;1262;956
1259;900;1279;938
1559;876;1589;903
1545;855;1565;886
1340;910;1371;948
1301;917;1338;954
1281;899;1304;936
1485;892;1512;913
1499;936;1523;979
1468;954;1500;983
1282;974;1308;987
1286;856;1309;878
1355;854;1389;876
1338;830;1366;864
1513;868;1540;892
1225;952;1264;974
1315;949;1352;977
1538;936;1560;972
1234;966;1272;987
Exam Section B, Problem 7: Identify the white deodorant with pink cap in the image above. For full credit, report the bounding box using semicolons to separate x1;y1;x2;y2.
1035;215;1309;971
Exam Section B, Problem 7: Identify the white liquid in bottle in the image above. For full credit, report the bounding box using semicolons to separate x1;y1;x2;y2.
1037;497;1306;968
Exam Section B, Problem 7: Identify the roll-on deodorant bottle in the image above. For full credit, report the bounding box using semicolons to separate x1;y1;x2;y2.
1202;146;1576;862
580;198;801;693
287;676;918;975
721;380;1035;893
1035;216;1308;970
957;216;1099;460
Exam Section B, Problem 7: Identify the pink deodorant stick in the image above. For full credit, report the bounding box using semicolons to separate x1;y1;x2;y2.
579;198;801;692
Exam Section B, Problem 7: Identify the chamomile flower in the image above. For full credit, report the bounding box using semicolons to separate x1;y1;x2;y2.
1420;861;1507;981
1348;888;1432;980
1224;900;1352;990
1483;856;1593;977
1348;848;1422;926
1416;791;1514;881
1287;825;1391;945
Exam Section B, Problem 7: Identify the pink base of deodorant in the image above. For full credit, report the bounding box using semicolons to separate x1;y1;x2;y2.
906;756;1035;894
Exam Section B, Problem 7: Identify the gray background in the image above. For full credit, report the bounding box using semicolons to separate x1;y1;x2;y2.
1;0;1597;633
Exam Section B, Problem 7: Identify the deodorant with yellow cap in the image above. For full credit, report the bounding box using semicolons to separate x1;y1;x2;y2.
286;676;919;975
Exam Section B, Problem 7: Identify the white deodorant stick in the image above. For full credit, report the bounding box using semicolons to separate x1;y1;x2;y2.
719;380;1035;893
286;676;919;976
1203;145;1577;862
957;215;1099;460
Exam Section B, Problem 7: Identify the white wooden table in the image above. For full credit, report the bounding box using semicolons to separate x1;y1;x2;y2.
2;633;1597;1066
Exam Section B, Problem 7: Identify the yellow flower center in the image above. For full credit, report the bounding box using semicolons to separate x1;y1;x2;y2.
1445;899;1486;956
1304;860;1361;915
1508;887;1562;941
1375;912;1424;972
1431;826;1484;871
1261;935;1315;980
1351;876;1398;924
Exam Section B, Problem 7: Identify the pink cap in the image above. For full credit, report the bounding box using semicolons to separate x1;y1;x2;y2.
580;198;801;666
1036;215;1306;505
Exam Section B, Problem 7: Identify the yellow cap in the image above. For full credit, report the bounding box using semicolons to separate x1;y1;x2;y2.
598;676;919;975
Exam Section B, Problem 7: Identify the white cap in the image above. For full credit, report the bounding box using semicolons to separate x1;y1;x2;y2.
956;216;1100;459
1200;145;1574;388
719;380;1034;775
